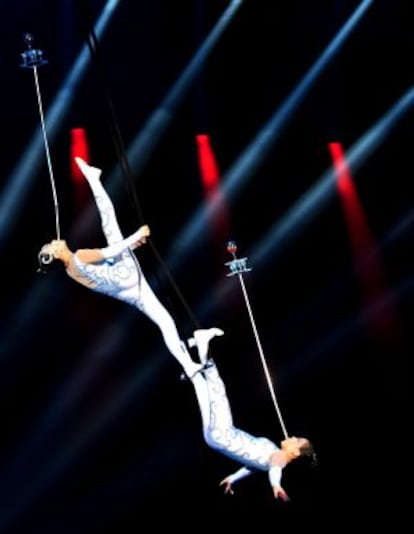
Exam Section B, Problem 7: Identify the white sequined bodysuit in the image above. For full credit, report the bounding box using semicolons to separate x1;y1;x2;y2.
66;160;202;379
192;363;279;472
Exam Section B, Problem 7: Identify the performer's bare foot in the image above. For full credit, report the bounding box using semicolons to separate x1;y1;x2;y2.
75;157;102;182
188;328;224;364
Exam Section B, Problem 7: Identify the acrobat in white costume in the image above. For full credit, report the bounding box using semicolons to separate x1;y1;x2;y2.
65;158;203;379
188;328;283;489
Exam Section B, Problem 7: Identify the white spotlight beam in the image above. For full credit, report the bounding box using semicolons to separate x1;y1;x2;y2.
71;0;245;240
0;355;162;532
251;87;414;267
279;272;413;389
0;0;121;248
122;0;244;180
170;0;374;263
6;88;411;492
194;86;414;321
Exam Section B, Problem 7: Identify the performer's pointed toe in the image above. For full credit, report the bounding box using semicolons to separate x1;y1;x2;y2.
74;157;102;181
191;327;224;364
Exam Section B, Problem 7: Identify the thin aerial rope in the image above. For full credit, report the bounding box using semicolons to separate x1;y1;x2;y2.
84;29;144;223
21;35;61;239
81;10;200;329
225;241;289;439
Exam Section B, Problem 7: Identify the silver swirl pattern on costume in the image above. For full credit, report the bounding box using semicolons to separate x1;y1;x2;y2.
204;365;278;471
95;193;122;245
71;252;144;309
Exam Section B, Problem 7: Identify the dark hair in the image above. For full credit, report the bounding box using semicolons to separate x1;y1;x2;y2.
299;441;318;467
37;250;54;274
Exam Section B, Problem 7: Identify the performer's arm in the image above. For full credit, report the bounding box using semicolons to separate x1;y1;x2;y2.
219;467;253;495
268;463;289;501
75;225;150;264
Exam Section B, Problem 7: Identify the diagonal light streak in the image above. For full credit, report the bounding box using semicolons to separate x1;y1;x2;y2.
0;0;121;248
170;0;374;263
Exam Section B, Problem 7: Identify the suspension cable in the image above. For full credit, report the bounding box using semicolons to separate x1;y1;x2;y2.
81;14;200;329
21;34;61;239
225;241;289;439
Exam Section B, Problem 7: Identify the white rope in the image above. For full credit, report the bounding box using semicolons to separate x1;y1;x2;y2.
32;66;61;240
226;244;288;439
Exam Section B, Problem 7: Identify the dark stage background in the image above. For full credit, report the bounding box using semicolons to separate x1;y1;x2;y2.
0;1;411;532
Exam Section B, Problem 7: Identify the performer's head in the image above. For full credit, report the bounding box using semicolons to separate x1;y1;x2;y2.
280;436;318;466
37;239;68;273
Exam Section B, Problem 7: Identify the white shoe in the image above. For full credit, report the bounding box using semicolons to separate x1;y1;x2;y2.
75;157;102;181
188;328;224;364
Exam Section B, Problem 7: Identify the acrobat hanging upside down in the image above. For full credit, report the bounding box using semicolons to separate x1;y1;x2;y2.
186;328;316;500
38;157;204;380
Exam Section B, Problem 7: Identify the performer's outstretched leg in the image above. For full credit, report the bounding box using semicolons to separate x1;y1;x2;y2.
200;364;280;466
139;276;203;379
188;331;269;457
191;362;234;446
75;157;123;245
